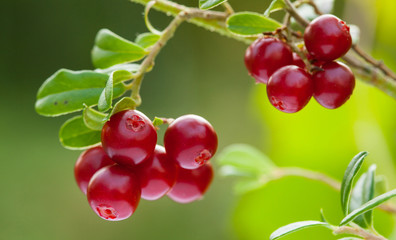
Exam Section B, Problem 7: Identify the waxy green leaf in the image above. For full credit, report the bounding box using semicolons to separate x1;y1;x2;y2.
340;151;368;215
340;189;396;226
95;63;140;75
92;29;147;69
226;12;282;36
135;32;160;49
83;106;108;131
264;0;285;16
105;97;137;121
270;221;331;240
199;0;226;10
98;74;114;112
59;116;101;150
35;69;127;117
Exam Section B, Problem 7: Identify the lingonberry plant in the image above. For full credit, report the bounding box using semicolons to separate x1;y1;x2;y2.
33;0;396;235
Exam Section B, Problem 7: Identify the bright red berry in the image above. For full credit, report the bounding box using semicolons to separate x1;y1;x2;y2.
267;65;313;113
74;146;114;194
313;61;355;109
87;165;141;221
167;163;213;204
101;110;157;167
164;115;218;170
292;52;306;69
244;37;293;84
304;14;352;61
135;145;178;201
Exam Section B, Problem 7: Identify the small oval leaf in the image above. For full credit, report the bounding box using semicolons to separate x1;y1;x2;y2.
92;29;147;69
340;151;368;215
94;63;140;75
105;97;137;121
83;106;108;131
59;116;101;150
226;12;282;36
270;221;331;240
135;32;160;49
264;0;285;17
98;74;114;112
199;0;226;10
340;188;396;226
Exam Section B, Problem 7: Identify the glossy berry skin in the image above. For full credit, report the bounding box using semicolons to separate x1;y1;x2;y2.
313;61;355;109
267;65;313;113
74;146;114;195
245;37;293;84
101;110;157;167
164;115;218;170
87;165;141;221
135;145;178;201
167;163;213;204
292;53;306;69
304;14;352;61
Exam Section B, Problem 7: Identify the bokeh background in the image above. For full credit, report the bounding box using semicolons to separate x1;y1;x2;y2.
2;0;396;239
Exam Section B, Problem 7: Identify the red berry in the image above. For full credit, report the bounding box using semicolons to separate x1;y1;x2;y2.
313;61;355;109
164;115;218;169
304;14;352;61
167;163;213;204
87;165;141;221
74;146;114;194
244;37;293;84
135;145;178;201
101;110;157;167
292;52;306;69
267;65;313;113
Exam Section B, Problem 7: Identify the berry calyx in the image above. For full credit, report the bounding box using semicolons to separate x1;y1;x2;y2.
167;163;213;204
74;146;114;194
164;114;218;169
313;61;355;109
267;65;313;113
304;14;352;61
87;164;141;221
101;110;157;167
245;37;293;84
135;145;178;201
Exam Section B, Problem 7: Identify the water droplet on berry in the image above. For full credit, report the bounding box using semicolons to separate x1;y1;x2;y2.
195;149;212;166
126;115;146;132
96;204;117;220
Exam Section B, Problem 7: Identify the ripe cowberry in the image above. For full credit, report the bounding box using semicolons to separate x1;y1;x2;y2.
135;145;177;201
87;164;141;221
245;37;293;84
304;14;352;61
101;110;157;167
267;65;313;113
74;146;114;194
313;61;355;109
164;115;218;169
167;163;213;204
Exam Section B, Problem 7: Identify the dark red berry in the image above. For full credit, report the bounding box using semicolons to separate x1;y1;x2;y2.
101;110;157;167
304;14;352;61
313;61;355;109
167;163;213;204
292;53;306;69
267;65;313;113
87;165;141;221
245;37;293;84
164;115;218;169
135;145;178;201
74;146;114;194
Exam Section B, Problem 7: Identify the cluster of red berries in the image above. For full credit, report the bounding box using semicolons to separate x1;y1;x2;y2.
245;14;355;113
74;110;217;221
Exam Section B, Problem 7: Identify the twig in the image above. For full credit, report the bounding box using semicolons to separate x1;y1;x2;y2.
333;226;387;240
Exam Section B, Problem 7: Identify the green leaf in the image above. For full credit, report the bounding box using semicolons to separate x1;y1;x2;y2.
35;69;127;117
340;188;396;226
319;209;328;223
152;117;164;127
264;0;285;17
216;144;275;178
59;116;101;150
375;175;387;196
83;106;107;131
226;12;282;36
340;151;368;215
105;97;137;121
270;221;331;240
199;0;226;10
98;74;113;112
349;24;360;45
92;29;147;69
135;32;160;49
95;63;140;75
350;164;376;228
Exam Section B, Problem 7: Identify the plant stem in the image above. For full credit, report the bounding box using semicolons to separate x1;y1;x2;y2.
333;226;387;240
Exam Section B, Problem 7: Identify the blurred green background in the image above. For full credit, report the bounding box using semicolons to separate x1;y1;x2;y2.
2;0;396;239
